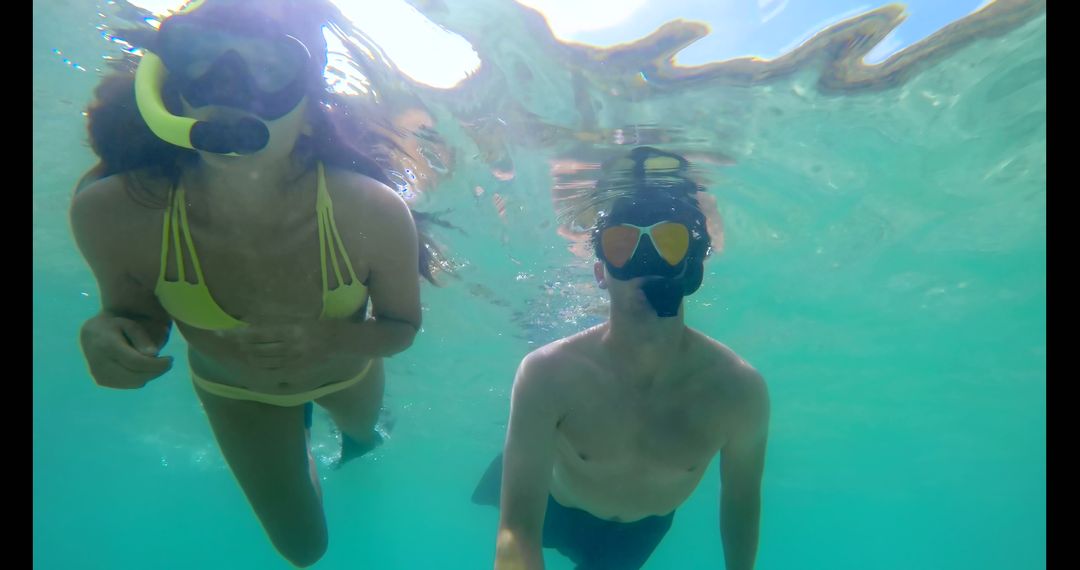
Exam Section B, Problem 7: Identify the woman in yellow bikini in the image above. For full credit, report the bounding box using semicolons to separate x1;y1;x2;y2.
70;1;429;566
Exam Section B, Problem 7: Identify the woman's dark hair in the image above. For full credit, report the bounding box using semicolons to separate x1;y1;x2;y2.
79;0;446;283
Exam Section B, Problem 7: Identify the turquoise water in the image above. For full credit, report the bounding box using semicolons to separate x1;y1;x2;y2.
33;1;1045;568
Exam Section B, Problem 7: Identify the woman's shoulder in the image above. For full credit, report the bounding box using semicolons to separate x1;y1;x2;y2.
320;164;418;258
323;164;400;200
74;169;172;210
71;169;171;244
322;165;412;223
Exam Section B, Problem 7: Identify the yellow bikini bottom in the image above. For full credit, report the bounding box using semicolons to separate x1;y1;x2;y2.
191;359;375;407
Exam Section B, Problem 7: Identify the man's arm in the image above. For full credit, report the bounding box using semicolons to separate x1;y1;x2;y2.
720;367;770;570
495;353;562;570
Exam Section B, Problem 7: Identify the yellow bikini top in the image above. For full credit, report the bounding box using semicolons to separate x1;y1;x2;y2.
155;162;368;330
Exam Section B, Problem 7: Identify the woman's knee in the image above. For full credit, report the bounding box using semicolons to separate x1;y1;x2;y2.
270;525;328;568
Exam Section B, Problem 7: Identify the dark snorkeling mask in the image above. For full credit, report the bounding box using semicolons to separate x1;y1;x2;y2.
134;0;323;155
593;147;711;318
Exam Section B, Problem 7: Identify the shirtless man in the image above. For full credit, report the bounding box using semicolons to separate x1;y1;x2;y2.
473;147;770;570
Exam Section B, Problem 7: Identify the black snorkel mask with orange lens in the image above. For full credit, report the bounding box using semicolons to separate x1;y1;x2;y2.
593;148;711;317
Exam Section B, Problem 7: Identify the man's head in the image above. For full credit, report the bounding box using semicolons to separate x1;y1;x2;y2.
591;147;711;318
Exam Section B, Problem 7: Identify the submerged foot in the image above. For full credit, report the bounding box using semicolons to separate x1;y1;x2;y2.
330;407;396;470
331;431;383;470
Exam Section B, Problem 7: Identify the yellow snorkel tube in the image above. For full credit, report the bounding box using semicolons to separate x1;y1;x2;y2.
134;50;270;155
134;51;198;150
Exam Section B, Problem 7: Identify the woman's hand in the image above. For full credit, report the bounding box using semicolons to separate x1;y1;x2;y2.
80;314;174;389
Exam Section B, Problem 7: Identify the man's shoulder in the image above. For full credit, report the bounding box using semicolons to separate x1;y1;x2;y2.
680;333;769;440
515;326;602;394
687;330;767;400
523;325;601;368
